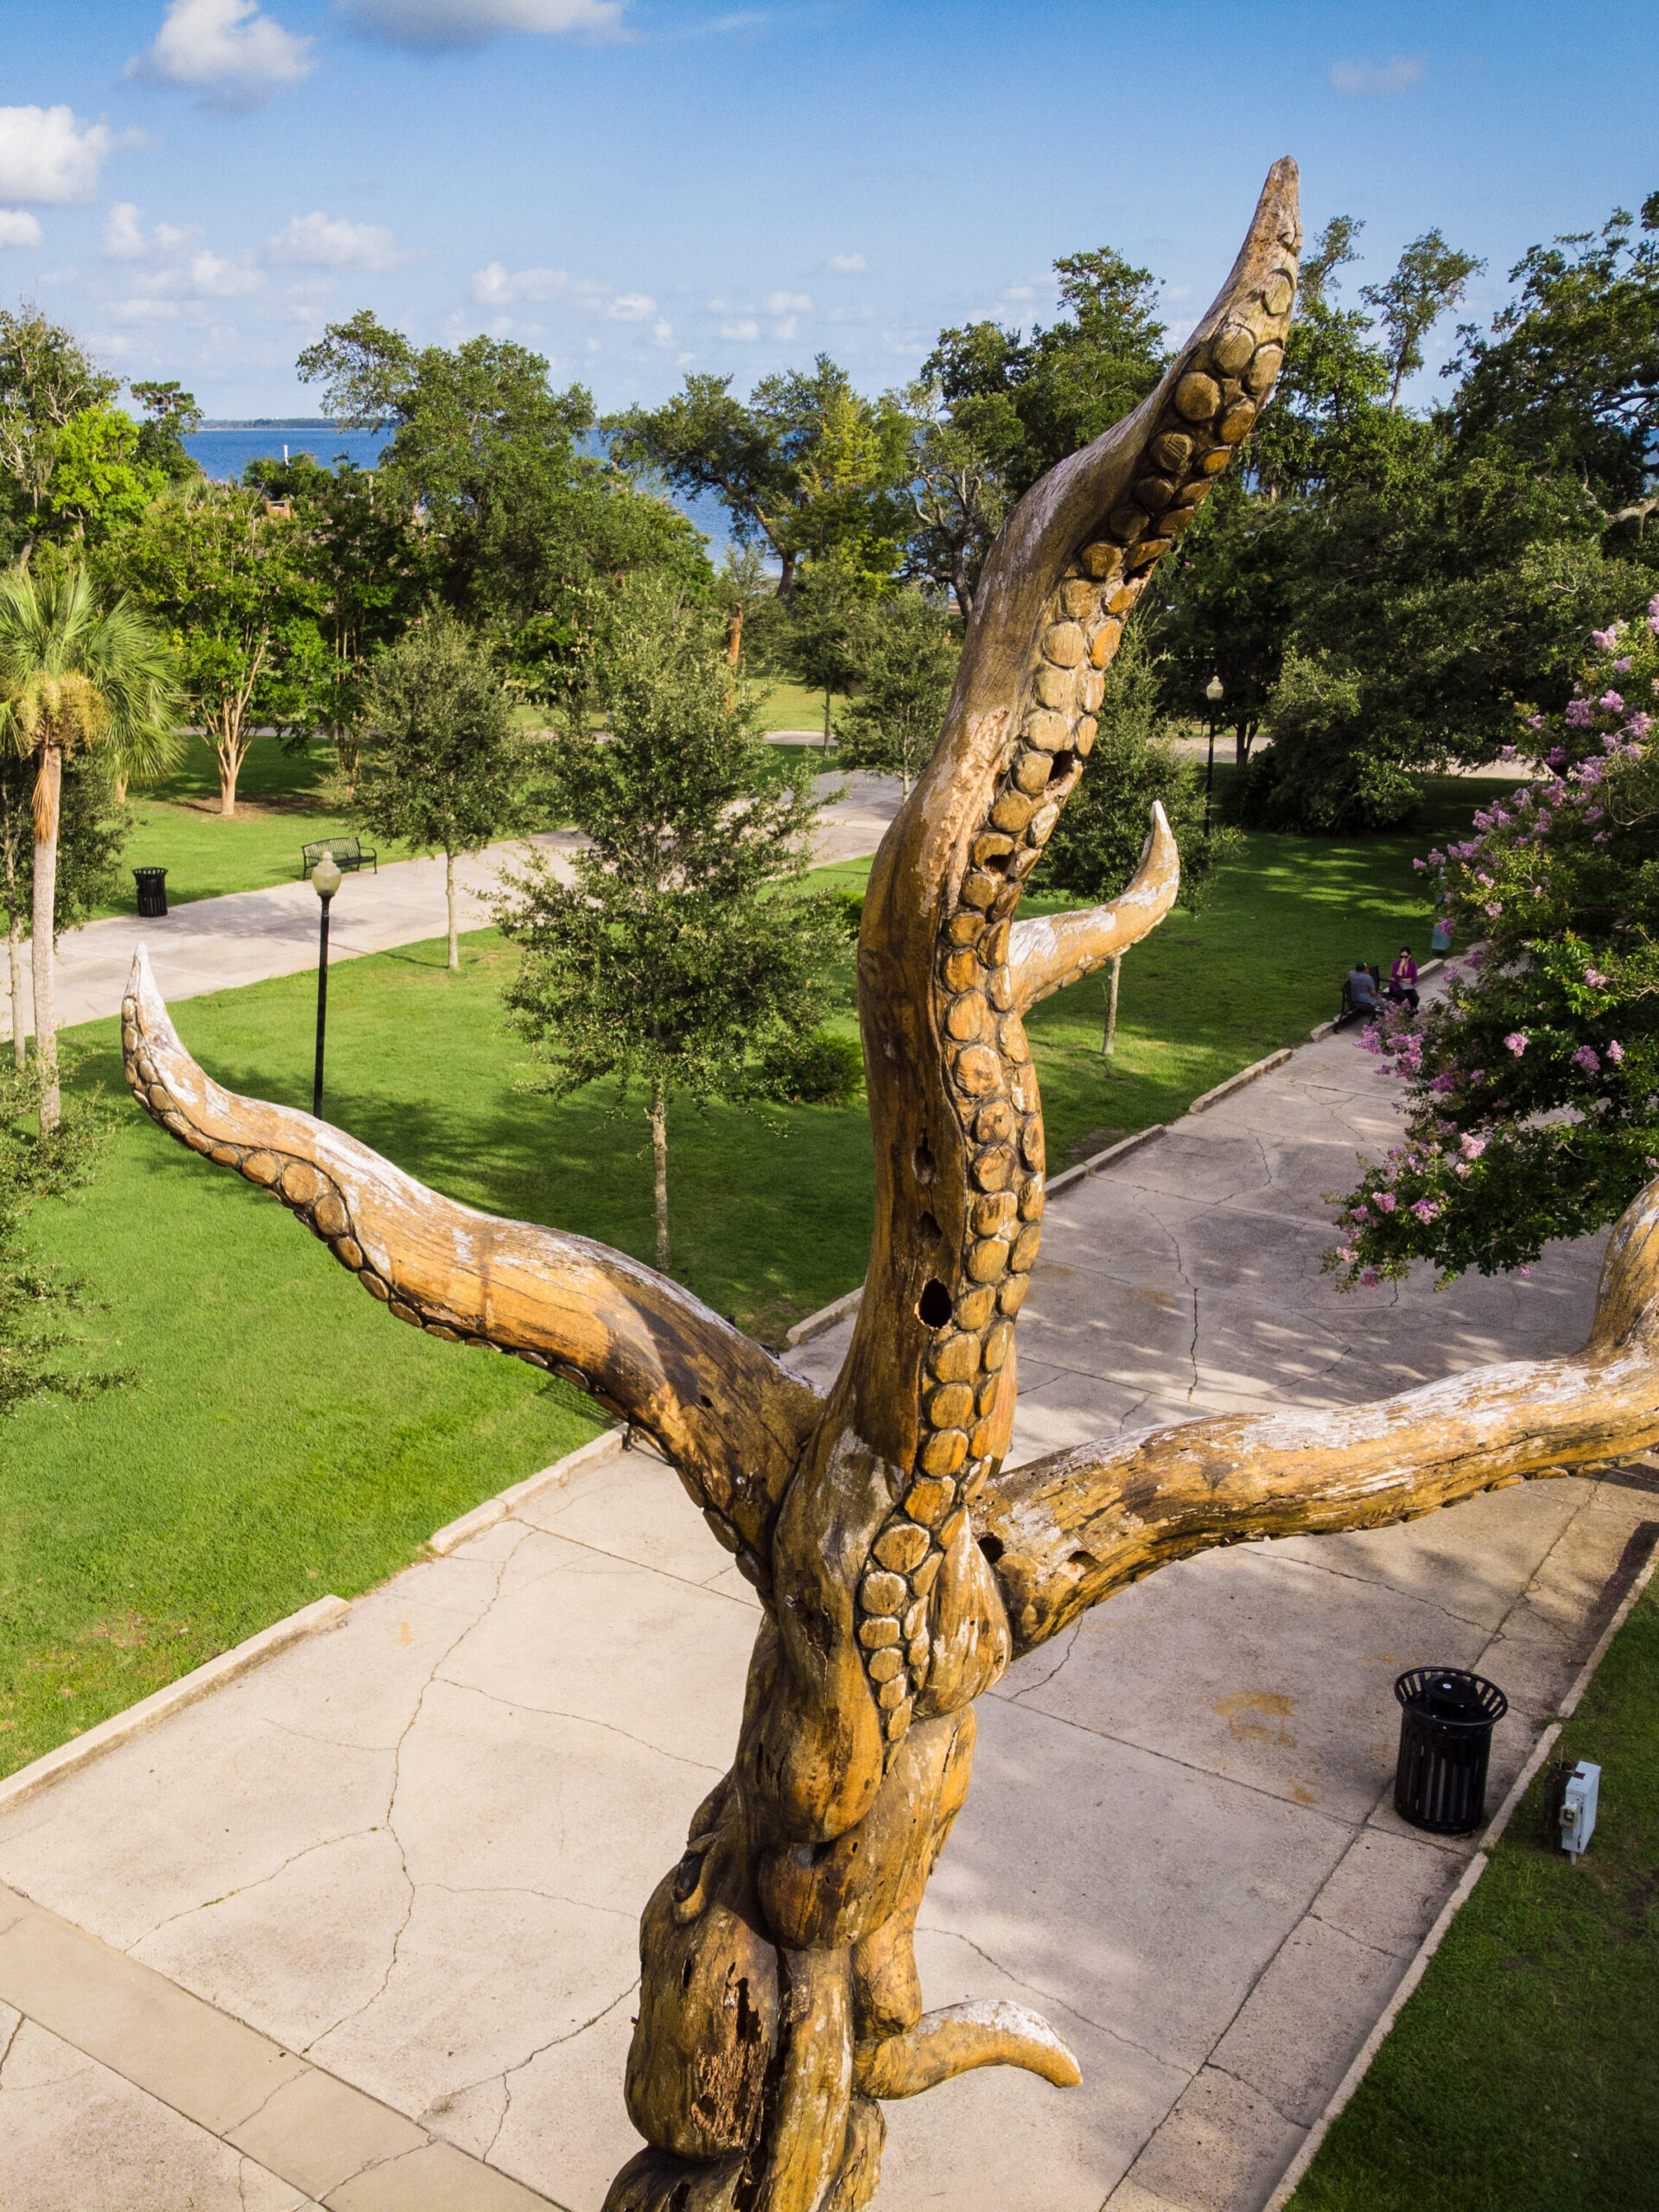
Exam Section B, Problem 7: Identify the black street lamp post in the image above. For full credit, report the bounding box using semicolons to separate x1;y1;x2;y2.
311;851;342;1118
1204;672;1224;831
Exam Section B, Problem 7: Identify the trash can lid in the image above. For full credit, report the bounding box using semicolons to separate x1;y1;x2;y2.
1395;1667;1508;1726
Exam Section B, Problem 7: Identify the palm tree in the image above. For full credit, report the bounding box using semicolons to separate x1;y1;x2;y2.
0;565;179;1125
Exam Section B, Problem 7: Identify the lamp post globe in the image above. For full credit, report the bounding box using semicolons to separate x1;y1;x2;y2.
312;852;343;902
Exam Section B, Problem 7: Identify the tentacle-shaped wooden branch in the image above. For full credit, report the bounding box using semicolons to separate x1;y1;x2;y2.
119;950;820;1557
1005;801;1179;1013
976;1174;1659;1654
857;2001;1081;2099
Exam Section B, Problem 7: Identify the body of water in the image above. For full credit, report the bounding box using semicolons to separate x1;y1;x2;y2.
183;423;738;561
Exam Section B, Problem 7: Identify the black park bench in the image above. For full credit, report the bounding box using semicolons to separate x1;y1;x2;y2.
301;836;377;880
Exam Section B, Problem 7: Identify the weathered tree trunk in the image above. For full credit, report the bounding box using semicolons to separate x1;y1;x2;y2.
30;741;61;1128
118;170;1636;2212
1102;951;1122;1054
6;912;23;1070
444;849;459;971
649;1078;671;1273
217;732;243;817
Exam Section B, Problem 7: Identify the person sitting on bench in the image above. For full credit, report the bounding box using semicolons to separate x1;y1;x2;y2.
1345;960;1388;1019
1388;944;1420;1012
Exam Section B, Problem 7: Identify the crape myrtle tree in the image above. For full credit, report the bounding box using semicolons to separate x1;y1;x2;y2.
1331;607;1659;1286
1037;625;1239;1051
0;565;176;1125
0;307;118;566
356;610;529;970
496;577;842;1273
110;486;324;817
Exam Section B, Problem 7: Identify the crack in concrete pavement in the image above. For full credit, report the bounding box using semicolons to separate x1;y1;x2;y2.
913;1923;1178;2076
431;1677;728;1777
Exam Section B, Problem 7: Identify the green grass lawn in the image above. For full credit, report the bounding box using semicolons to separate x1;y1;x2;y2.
104;734;414;917
5;779;1498;1778
753;677;844;735
1289;1568;1659;2212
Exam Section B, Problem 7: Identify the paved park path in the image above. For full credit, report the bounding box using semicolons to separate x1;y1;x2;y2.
1;996;1651;2211
1;763;899;1041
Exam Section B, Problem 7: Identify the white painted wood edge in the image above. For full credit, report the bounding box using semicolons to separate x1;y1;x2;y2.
1263;1540;1659;2209
0;1595;350;1815
1188;1047;1294;1116
427;1424;623;1554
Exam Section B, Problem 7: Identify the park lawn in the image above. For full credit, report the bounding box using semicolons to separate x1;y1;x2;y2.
5;781;1489;1778
753;677;844;735
99;733;414;917
1288;1569;1659;2212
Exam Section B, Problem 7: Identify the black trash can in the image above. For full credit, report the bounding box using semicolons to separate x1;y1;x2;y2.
134;867;168;918
1393;1668;1508;1835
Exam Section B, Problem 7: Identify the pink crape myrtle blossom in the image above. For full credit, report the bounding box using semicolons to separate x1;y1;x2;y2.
1609;1039;1625;1063
1572;1045;1601;1075
1504;1032;1528;1056
1592;626;1622;650
1459;1133;1486;1159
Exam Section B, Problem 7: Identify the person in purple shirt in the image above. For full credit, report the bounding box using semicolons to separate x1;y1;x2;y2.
1389;945;1420;1012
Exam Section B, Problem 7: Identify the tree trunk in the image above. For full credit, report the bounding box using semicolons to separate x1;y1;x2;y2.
648;1080;671;1273
1102;953;1122;1055
445;848;459;971
113;774;130;805
217;721;245;817
952;559;975;625
6;912;23;1071
30;742;61;1128
823;688;833;753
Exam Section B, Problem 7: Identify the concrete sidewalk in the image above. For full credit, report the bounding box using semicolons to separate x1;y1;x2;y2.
0;1022;1650;2212
2;769;900;1040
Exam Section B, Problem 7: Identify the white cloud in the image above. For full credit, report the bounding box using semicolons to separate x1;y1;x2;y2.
772;315;797;341
763;289;810;315
825;252;866;275
652;317;673;345
1002;283;1034;302
190;247;263;296
0;106;116;204
128;0;315;108
0;209;43;248
103;200;199;257
266;211;397;268
608;291;655;321
472;261;570;304
1330;54;1425;96
721;319;759;341
342;0;626;46
112;296;181;321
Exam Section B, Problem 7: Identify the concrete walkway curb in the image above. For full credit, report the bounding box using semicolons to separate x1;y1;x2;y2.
1046;1122;1166;1197
1187;1049;1294;1115
1262;1538;1659;2212
0;1596;350;1815
427;1426;622;1554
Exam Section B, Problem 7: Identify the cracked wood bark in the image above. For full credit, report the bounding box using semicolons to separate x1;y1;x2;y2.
113;163;1657;2209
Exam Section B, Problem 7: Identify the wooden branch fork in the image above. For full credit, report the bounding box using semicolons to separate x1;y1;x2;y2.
118;159;1659;2209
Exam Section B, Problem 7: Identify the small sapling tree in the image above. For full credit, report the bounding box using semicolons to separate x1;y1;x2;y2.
1037;624;1236;1050
496;578;842;1273
357;609;527;970
833;588;960;798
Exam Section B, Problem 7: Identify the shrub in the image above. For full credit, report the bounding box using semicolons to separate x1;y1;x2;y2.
758;1030;864;1106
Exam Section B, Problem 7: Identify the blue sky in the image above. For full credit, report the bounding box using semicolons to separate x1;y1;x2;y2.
2;0;1655;417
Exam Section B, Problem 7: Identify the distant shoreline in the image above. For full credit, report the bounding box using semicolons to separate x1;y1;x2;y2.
198;418;346;430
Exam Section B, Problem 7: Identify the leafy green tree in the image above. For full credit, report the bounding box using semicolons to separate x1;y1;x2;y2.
921;246;1169;503
1152;475;1296;764
496;579;841;1271
298;311;708;709
1451;195;1659;510
1037;626;1237;1049
111;486;324;816
833;588;959;797
607;356;910;602
129;380;205;484
0;1053;126;1414
782;549;876;748
0;565;176;1124
1360;229;1484;409
900;377;1007;620
1331;607;1659;1287
356;611;528;969
244;450;431;789
0;308;117;564
42;407;169;548
0;754;127;1069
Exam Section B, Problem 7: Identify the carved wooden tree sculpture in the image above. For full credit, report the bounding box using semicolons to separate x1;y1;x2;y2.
118;162;1659;2210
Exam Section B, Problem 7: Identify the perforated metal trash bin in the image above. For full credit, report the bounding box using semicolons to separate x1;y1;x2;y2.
1393;1668;1508;1835
133;867;168;918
